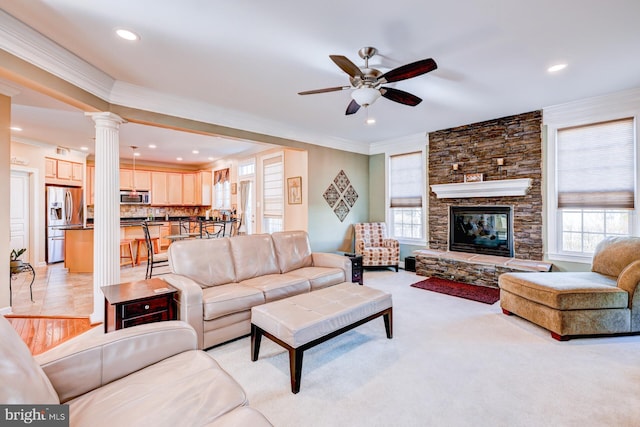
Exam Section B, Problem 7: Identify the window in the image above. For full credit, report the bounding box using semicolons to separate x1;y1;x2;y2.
389;152;424;241
555;118;635;257
214;168;231;209
262;155;283;233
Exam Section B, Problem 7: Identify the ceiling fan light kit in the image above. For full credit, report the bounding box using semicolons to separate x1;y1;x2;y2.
299;46;437;116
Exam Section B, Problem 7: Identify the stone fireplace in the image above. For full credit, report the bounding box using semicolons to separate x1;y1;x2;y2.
414;110;548;287
449;205;513;257
427;110;543;260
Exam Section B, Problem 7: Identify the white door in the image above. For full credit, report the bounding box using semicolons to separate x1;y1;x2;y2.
10;171;30;262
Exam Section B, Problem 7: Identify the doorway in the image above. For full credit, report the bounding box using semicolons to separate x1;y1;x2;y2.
10;169;32;264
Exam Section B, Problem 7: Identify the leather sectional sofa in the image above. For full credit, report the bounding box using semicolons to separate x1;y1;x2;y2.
164;230;352;349
1;316;272;426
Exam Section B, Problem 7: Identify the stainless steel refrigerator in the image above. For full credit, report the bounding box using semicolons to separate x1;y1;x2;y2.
46;186;83;263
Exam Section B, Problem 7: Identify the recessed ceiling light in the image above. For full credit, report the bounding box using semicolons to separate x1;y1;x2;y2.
176;157;183;161
192;150;199;154
207;157;215;161
366;118;376;125
148;144;156;149
547;63;567;73
115;28;139;41
10;126;22;131
80;146;89;151
134;152;141;157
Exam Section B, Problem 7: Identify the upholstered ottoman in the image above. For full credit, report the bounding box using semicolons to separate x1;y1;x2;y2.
251;282;392;393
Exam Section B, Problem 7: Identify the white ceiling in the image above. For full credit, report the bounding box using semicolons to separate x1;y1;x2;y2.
2;1;640;164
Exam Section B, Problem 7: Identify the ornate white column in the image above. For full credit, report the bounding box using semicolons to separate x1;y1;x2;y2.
86;112;124;324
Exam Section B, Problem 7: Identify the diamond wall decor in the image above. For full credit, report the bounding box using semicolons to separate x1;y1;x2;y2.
322;183;340;208
323;170;358;221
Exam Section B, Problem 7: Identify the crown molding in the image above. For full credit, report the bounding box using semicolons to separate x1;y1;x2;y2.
0;10;114;99
109;81;369;155
0;10;371;155
544;86;640;127
369;132;428;155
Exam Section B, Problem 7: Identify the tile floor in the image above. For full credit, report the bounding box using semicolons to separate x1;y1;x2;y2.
10;262;157;317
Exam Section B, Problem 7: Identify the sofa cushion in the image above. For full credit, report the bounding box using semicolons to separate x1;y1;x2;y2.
68;350;249;426
230;234;280;282
591;236;640;278
202;284;265;321
271;230;313;273
0;315;59;404
499;272;628;310
240;274;310;302
169;238;236;287
288;266;346;290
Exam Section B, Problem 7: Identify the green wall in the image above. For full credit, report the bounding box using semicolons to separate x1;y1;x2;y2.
368;154;386;222
305;145;369;253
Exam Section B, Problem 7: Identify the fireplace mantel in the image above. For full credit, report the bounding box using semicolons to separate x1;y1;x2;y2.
430;178;532;199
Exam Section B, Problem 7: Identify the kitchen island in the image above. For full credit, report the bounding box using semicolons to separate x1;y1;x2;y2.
62;222;165;273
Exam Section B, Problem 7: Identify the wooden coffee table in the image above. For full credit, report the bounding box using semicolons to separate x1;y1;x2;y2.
102;278;177;333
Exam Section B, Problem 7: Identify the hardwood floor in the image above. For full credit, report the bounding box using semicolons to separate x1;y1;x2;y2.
7;262;154;354
6;315;96;355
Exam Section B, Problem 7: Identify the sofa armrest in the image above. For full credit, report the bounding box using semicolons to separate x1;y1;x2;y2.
35;321;196;403
382;238;399;248
312;252;352;283
617;259;640;308
162;273;206;349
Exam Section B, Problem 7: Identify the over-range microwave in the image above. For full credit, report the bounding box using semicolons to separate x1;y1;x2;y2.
120;190;151;204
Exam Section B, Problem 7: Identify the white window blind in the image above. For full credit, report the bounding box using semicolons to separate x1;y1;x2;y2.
263;156;283;216
390;152;423;207
557;118;635;209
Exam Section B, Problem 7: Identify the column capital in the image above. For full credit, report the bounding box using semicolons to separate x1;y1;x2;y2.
85;111;126;127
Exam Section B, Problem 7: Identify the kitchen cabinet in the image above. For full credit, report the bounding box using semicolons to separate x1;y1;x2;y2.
87;165;95;205
182;173;196;205
45;157;84;186
151;172;169;205
151;172;182;205
45;158;57;178
120;169;151;191
72;162;83;183
159;222;171;249
167;173;182;205
198;171;212;206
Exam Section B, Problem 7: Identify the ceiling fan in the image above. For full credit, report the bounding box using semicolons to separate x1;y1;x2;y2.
298;47;437;115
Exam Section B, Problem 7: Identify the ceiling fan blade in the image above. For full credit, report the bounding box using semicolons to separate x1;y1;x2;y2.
298;86;351;95
380;87;422;106
378;58;437;84
330;55;364;79
345;99;361;115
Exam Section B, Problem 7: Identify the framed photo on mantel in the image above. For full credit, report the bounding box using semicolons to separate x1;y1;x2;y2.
464;173;484;183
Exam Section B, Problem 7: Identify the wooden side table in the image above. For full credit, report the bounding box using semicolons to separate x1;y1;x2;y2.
101;278;178;333
342;253;364;285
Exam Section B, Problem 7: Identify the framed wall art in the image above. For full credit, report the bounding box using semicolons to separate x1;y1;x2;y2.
287;176;302;204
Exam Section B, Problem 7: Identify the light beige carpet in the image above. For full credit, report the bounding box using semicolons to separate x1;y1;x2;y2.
208;269;640;426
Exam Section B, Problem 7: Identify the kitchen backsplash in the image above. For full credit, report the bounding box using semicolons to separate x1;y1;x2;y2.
86;205;206;219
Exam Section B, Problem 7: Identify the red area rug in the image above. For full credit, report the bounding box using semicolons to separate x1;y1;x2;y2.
410;277;500;304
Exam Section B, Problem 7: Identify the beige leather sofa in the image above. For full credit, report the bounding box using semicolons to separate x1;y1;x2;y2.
164;230;352;349
0;317;271;426
499;236;640;340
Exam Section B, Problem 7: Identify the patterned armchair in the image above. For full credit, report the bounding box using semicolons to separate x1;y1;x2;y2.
354;223;399;272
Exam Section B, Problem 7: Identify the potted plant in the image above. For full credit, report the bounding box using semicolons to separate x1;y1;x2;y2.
10;248;26;273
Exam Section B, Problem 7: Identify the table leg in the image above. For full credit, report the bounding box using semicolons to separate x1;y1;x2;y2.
251;324;262;361
289;348;304;394
383;308;393;339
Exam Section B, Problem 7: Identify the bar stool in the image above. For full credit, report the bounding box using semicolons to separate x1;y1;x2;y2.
134;236;160;265
119;239;135;268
